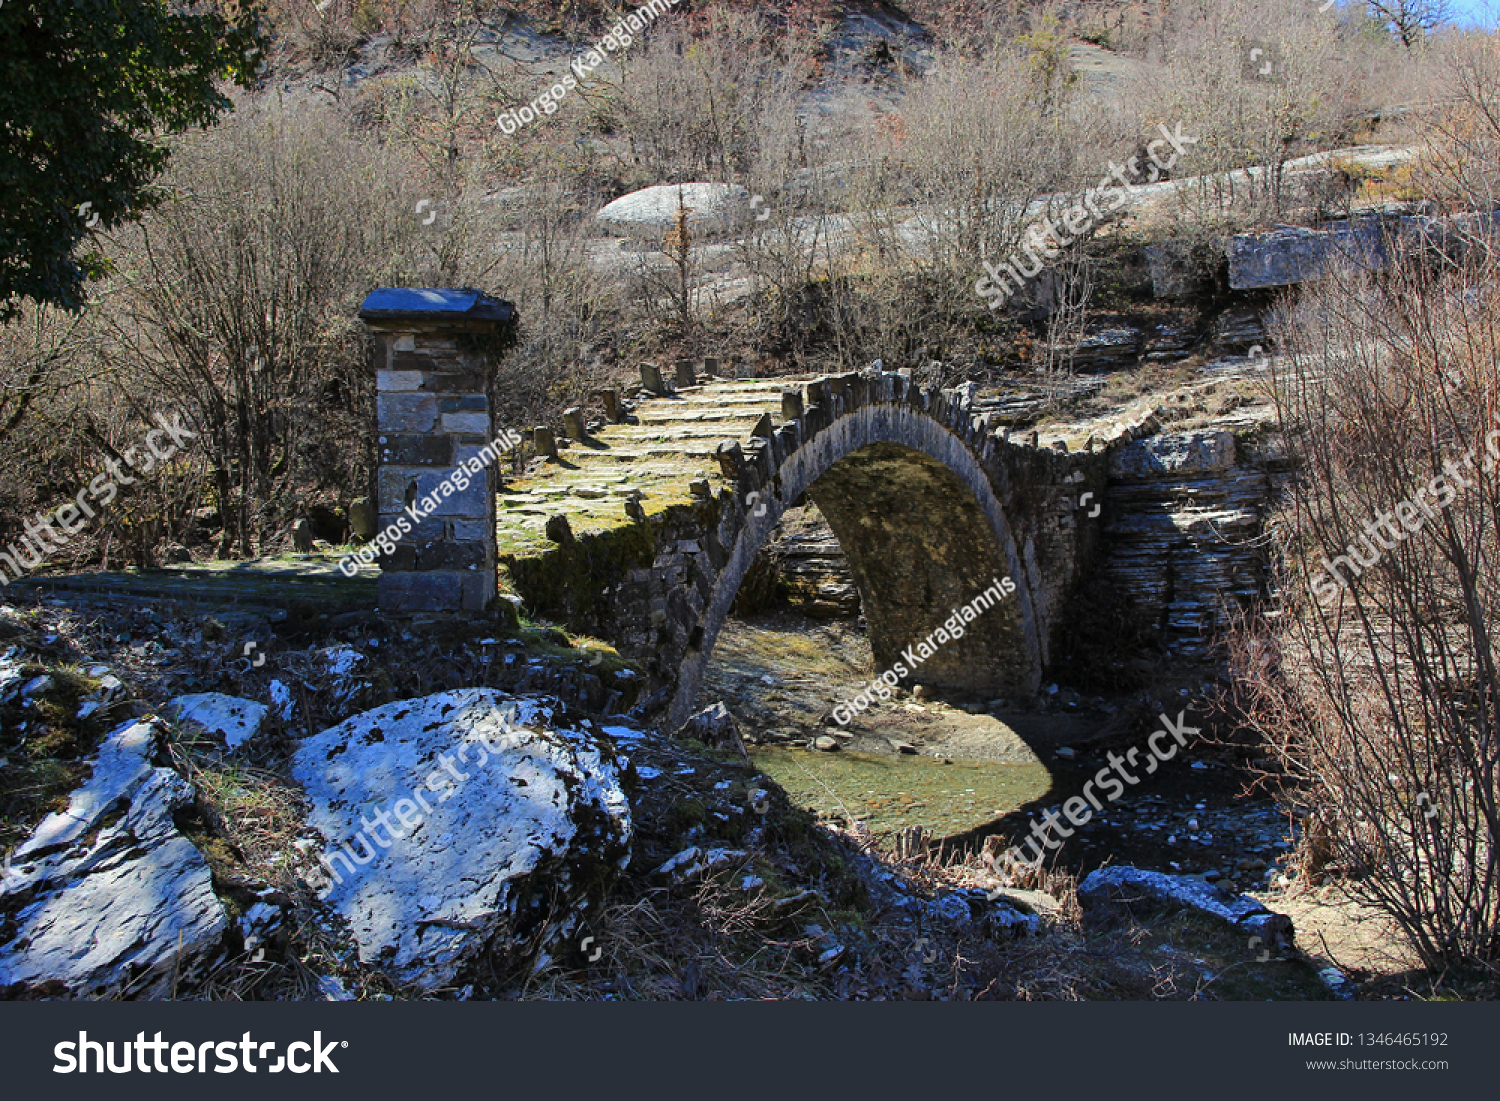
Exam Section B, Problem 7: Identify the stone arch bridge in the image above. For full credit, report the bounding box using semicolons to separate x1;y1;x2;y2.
360;289;1271;732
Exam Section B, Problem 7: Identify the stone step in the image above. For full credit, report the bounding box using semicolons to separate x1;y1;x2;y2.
558;442;737;463
498;503;639;523
657;378;812;395
592;422;767;443
642;385;789;401
630;391;791;413
631;408;772;427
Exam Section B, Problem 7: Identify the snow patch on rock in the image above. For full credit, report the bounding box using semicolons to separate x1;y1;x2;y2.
291;689;631;990
0;718;227;997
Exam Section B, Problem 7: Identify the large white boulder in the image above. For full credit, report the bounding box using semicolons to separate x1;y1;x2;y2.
291;689;631;990
0;718;228;998
596;182;753;242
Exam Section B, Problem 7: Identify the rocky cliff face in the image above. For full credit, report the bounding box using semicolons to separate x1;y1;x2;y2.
1099;427;1284;657
737;504;862;619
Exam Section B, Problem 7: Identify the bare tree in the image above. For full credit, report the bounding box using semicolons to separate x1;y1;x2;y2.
0;303;95;448
481;149;614;436
1226;32;1500;972
1368;0;1453;49
1039;252;1093;408
99;105;418;558
1240;227;1500;971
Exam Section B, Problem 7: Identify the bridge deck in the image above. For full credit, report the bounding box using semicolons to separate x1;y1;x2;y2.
496;378;805;557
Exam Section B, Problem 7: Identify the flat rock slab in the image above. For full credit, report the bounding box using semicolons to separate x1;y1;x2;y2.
1108;430;1237;481
13;561;376;624
15;718;157;860
292;689;631;990
169;692;268;750
0;718;228;998
1078;866;1294;949
1227;218;1388;290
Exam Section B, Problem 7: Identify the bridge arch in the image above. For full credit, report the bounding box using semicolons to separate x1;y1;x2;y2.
669;391;1049;730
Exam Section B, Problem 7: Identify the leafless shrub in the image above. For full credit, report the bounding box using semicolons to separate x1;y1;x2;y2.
749;39;1119;372
605;8;816;187
480;154;616;432
1419;33;1500;213
95;103;418;558
1038;251;1094;404
1125;0;1384;240
0;305;111;560
1239;183;1500;968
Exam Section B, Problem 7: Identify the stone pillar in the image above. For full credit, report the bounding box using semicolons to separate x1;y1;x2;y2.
358;288;517;616
534;426;557;459
675;359;696;390
641;363;666;395
563;407;586;440
600;388;622;423
703;356;720;377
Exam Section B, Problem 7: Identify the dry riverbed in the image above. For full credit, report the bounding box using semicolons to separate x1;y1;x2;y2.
700;610;1301;901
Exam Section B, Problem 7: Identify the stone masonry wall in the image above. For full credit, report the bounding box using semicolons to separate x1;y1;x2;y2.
372;332;498;614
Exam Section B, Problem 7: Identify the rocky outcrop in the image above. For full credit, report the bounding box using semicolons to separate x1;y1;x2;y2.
774;524;861;617
1101;429;1272;656
348;496;377;541
1144;322;1198;361
1058;327;1145;373
1078;866;1295;951
1212;307;1265;349
291;689;631;990
747;504;861;619
596;183;754;242
1227;210;1500;290
1144;241;1209;299
676;701;748;757
1227;219;1387;290
168;692;268;751
0;718;228;998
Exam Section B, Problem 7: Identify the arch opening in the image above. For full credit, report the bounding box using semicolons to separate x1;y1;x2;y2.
807;441;1030;697
688;431;1059;841
668;398;1046;732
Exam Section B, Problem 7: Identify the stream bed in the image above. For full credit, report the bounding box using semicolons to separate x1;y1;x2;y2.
700;612;1300;894
750;746;1053;837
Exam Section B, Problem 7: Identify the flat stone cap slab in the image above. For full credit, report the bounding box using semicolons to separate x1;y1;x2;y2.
359;287;516;324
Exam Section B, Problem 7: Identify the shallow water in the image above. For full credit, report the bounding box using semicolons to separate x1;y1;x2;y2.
750;746;1054;838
